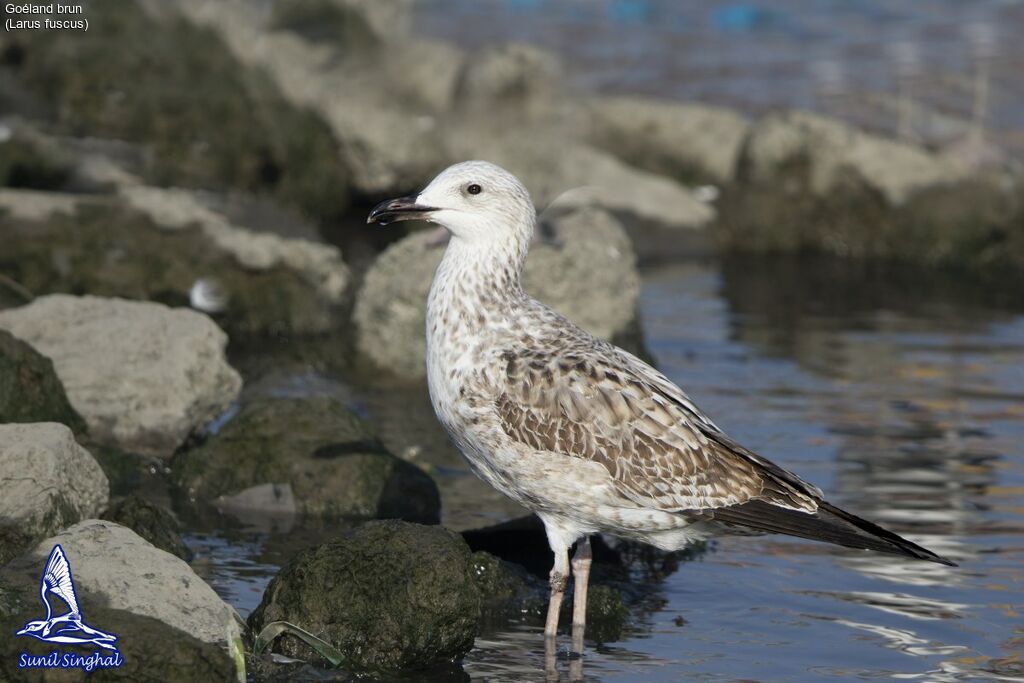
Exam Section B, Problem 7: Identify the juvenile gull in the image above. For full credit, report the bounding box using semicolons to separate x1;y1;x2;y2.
368;161;954;651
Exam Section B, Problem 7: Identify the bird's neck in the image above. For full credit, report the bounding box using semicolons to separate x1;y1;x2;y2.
427;233;528;336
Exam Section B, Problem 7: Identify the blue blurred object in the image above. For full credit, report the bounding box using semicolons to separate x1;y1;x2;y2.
504;0;544;13
608;0;651;24
712;3;775;32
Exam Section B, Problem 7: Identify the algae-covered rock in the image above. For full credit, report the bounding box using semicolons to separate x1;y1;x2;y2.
248;520;480;671
470;551;546;626
565;584;629;643
173;396;440;523
0;577;237;683
0;423;108;540
0;295;242;459
354;204;643;379
0;329;86;433
0;196;349;336
719;111;1024;269
6;0;349;220
102;495;191;561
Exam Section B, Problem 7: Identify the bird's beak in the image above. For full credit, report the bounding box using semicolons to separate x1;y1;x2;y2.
367;195;438;225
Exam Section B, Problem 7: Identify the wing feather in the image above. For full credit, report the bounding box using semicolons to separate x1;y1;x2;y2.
494;339;821;513
42;545;80;616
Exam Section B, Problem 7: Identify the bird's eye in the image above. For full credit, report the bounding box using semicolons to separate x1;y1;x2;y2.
467;183;482;195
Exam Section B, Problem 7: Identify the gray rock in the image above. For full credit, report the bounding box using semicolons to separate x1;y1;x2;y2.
0;329;86;432
172;396;441;523
455;43;563;121
719;111;1024;267
451;129;716;235
1;190;350;336
248;520;479;671
355;205;642;379
585;95;749;184
2;519;244;655
0;295;242;458
176;0;451;196
0;423;107;540
740;111;969;205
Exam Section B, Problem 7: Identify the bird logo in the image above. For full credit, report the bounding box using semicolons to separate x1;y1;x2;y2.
15;545;119;651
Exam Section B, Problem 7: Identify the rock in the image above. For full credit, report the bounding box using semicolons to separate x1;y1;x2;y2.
354;204;643;379
741;111;967;205
2;519;244;654
455;131;716;234
0;601;239;683
6;0;350;220
455;43;563;121
719;111;1024;267
0;122;71;190
561;583;628;643
176;0;450;197
0;423;108;540
173;396;441;523
585;95;750;184
0;295;242;458
102;495;191;561
470;551;546;626
0;524;33;566
0;194;350;336
0;329;86;432
248;520;479;671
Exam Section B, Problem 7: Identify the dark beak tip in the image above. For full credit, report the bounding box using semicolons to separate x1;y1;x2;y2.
367;195;436;226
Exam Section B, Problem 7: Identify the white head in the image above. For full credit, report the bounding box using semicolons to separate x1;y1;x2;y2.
367;161;536;246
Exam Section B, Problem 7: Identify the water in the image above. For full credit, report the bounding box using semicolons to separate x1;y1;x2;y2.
415;0;1024;153
188;255;1024;682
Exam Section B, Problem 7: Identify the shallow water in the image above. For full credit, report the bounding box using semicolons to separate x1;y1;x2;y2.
415;0;1024;151
187;255;1024;682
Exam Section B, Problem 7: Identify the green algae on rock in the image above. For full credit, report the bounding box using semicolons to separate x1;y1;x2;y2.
248;520;479;672
0;198;349;336
172;396;441;524
0;329;86;433
5;0;350;221
102;495;191;561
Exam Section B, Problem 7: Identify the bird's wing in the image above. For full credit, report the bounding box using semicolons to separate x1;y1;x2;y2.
42;545;81;616
494;340;822;513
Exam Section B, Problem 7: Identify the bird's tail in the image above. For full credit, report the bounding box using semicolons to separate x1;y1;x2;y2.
712;499;956;566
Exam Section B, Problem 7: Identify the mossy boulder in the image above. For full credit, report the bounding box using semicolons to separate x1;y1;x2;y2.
0;201;347;336
102;495;191;561
248;520;480;672
173;397;440;523
5;0;349;220
718;111;1024;270
470;551;546;627
0;329;86;433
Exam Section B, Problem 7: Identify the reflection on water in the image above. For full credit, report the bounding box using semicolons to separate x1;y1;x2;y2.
187;255;1024;681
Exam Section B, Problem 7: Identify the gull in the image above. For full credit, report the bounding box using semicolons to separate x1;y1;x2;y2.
368;160;955;654
16;544;119;651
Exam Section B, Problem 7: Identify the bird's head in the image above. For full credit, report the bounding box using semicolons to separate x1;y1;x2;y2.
367;161;536;246
16;620;46;637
